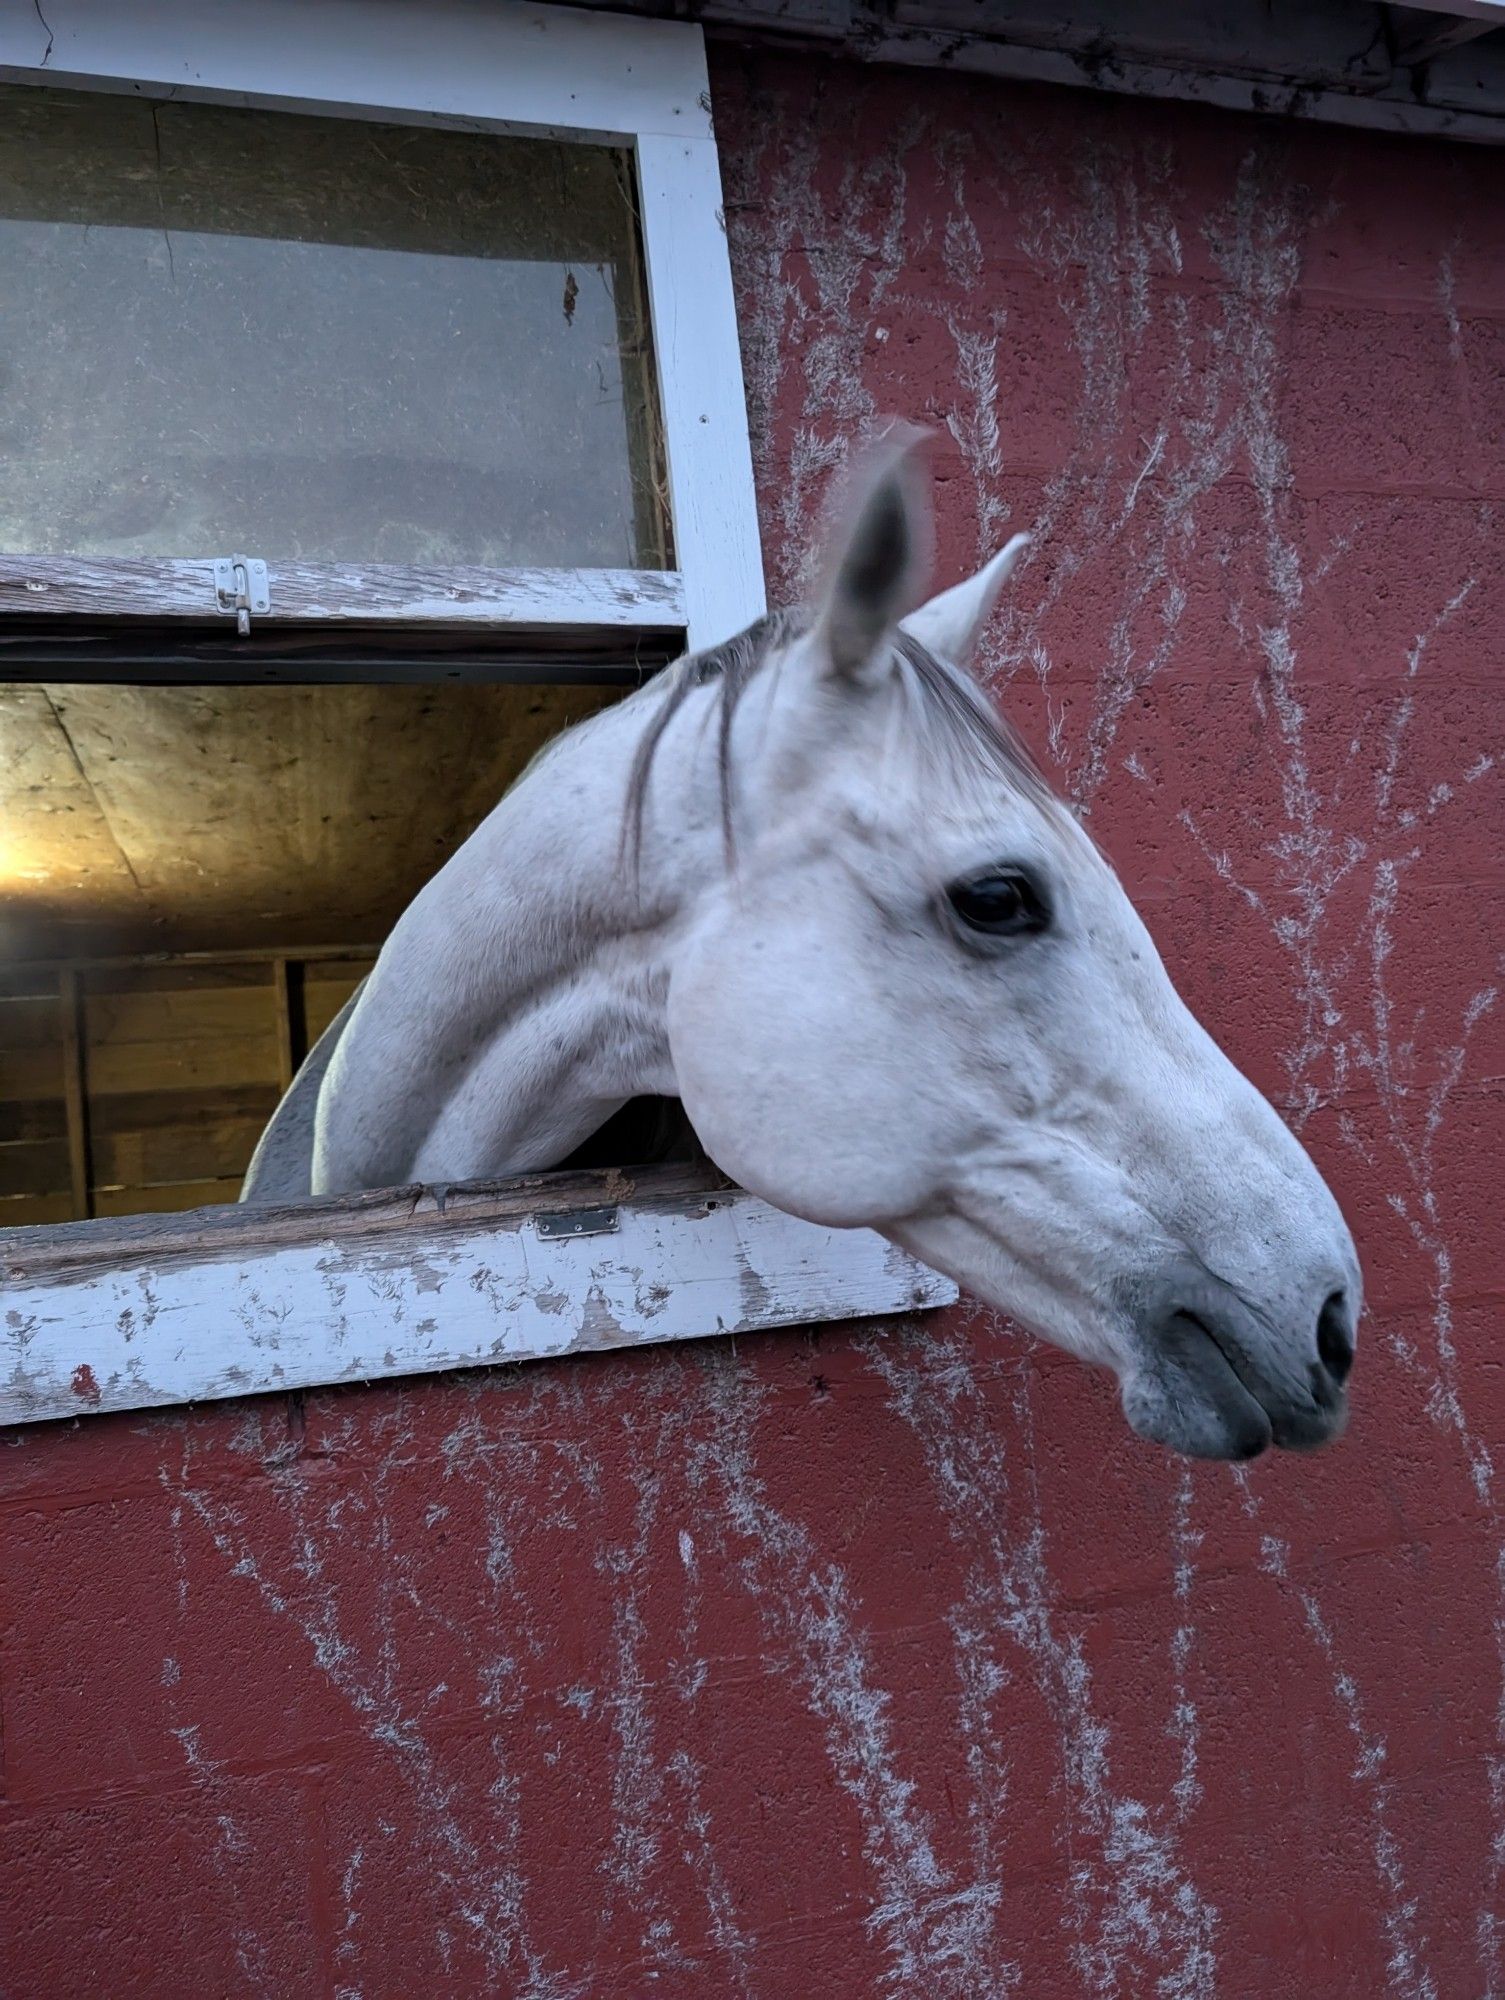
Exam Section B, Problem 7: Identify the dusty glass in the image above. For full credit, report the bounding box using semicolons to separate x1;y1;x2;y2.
0;85;666;567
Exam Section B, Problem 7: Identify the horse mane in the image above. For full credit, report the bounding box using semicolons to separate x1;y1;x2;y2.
622;605;1055;864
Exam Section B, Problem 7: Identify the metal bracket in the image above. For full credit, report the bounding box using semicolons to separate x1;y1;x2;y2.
212;555;270;637
535;1206;620;1241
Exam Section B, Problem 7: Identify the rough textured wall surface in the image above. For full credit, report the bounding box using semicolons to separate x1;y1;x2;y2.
2;52;1503;2000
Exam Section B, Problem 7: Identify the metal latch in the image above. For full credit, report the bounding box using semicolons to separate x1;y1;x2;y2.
535;1206;620;1241
213;555;270;637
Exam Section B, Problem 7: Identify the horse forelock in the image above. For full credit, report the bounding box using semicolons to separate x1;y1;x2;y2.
621;606;1061;866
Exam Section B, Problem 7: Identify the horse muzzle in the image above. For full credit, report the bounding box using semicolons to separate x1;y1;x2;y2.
1120;1257;1356;1461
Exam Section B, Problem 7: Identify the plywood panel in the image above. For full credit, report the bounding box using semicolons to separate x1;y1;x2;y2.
1;680;617;960
0;684;154;955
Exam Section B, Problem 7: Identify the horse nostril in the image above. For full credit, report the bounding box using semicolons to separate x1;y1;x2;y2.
1316;1290;1354;1386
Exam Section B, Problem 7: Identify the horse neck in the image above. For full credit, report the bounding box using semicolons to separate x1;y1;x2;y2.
451;673;731;980
323;672;733;1189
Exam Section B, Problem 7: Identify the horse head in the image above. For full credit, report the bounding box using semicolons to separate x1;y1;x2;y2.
661;435;1360;1459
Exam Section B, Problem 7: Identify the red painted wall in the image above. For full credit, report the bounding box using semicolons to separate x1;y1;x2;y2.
3;52;1503;1999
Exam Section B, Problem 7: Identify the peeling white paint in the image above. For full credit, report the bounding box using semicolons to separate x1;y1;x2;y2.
0;1178;953;1427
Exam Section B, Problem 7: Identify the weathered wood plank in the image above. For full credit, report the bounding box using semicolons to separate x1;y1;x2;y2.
1398;0;1505;24
0;1052;74;1103
91;1120;269;1194
0;1100;67;1146
0;1163;956;1425
1392;6;1500;63
91;1177;245;1218
0;557;686;630
0;955;358;1216
0;994;62;1049
83;972;275;1046
889;0;1393;86
87;1083;279;1141
606;0;1505;143
0;1138;71;1200
81;1031;282;1098
855;19;1505;140
1;1163;731;1278
0;1191;76;1228
9;943;381;977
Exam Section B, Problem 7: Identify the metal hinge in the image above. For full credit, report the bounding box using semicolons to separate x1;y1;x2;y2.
212;555;270;637
535;1205;620;1241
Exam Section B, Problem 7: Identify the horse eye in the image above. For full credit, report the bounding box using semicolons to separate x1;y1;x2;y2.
946;868;1051;938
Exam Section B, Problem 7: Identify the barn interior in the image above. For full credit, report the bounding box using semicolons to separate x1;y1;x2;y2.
0;676;627;1223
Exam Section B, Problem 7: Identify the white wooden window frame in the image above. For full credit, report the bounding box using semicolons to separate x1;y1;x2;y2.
0;0;957;1425
0;0;767;654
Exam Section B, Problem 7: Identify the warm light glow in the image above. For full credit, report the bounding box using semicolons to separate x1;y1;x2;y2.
0;823;62;890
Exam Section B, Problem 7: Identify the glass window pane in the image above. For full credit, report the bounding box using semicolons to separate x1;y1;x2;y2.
0;85;667;567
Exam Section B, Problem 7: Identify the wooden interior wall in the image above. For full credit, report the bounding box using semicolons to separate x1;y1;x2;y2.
0;948;374;1222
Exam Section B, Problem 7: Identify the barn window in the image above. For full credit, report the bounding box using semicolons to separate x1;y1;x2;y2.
0;87;667;573
0;0;953;1425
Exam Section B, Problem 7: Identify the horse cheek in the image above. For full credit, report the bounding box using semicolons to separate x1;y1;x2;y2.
666;923;940;1228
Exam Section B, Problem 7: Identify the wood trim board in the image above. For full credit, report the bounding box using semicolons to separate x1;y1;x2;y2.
0;1163;958;1426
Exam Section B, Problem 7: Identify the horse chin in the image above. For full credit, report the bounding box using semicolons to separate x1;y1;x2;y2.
1120;1355;1275;1462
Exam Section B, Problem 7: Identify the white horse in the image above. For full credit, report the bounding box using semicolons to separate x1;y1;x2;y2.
244;436;1360;1462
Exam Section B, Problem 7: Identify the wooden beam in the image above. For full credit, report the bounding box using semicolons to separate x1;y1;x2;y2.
1393;0;1505;23
0;1161;957;1425
838;6;1505;140
56;968;93;1222
552;0;1505;143
1391;4;1500;62
889;0;1394;88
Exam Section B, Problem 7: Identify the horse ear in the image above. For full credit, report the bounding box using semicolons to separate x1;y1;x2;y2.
813;430;933;685
900;532;1030;666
